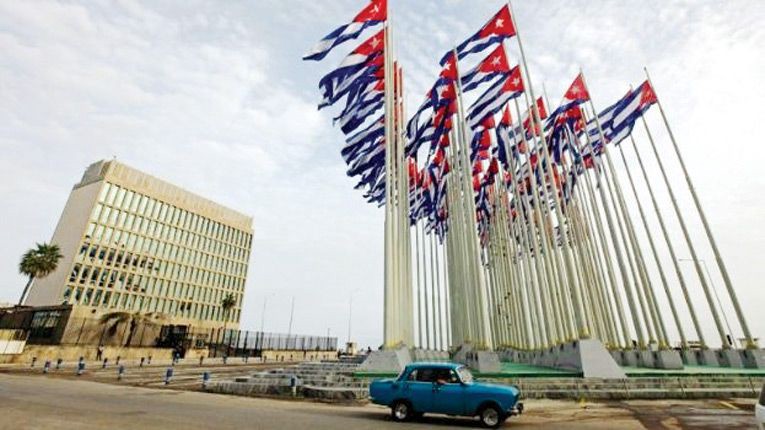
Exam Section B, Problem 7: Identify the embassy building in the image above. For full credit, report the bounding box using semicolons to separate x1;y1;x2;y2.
24;160;253;333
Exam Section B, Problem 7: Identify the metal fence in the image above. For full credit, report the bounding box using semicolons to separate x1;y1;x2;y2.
208;328;337;358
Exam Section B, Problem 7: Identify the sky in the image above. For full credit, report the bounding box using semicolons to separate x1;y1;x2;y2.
0;0;763;350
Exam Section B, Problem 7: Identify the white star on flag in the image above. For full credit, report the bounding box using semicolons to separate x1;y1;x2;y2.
495;18;504;28
491;56;501;66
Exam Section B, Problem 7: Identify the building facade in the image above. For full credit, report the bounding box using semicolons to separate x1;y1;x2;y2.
25;160;253;332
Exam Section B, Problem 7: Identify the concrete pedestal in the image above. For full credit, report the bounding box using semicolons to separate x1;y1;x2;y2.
652;350;684;370
530;340;626;378
680;349;698;366
638;350;656;368
619;350;639;367
358;347;411;373
695;349;718;366
741;349;765;368
452;344;501;373
716;349;745;368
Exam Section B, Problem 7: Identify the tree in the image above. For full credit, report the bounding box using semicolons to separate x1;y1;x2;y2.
221;293;237;333
18;242;63;305
100;311;166;347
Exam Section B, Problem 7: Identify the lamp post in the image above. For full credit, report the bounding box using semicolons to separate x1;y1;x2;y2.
678;258;737;348
260;292;275;333
347;289;360;350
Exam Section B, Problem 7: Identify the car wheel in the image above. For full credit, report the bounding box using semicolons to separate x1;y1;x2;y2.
479;404;506;428
391;400;412;422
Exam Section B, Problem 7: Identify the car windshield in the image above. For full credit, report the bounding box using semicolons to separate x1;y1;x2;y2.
457;366;474;384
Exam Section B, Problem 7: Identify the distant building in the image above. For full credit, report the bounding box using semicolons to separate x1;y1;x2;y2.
25;160;253;333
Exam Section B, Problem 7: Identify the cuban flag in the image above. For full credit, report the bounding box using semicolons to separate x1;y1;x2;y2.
466;66;524;129
610;81;657;139
460;44;511;92
342;116;384;163
335;78;383;123
317;29;384;108
319;54;383;109
440;5;516;65
406;78;454;139
545;73;590;130
303;0;387;61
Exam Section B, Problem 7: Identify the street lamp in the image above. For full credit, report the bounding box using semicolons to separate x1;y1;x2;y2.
260;292;276;333
347;289;361;350
678;258;738;348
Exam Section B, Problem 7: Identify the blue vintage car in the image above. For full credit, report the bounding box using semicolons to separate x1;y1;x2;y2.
369;362;523;428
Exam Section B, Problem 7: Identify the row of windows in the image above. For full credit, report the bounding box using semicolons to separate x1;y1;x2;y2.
99;182;251;249
68;262;239;305
62;285;240;323
80;227;248;280
91;203;249;263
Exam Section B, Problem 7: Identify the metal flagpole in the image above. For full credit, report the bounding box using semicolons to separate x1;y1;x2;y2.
452;48;493;349
578;105;645;348
637;112;725;349
508;3;589;340
619;139;679;349
644;68;753;349
628;132;699;349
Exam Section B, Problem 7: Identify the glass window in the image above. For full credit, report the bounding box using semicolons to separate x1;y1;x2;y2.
106;185;119;205
91;204;103;222
99;207;111;224
114;188;126;208
116;210;127;228
121;190;132;209
108;208;119;226
98;183;111;202
130;193;140;212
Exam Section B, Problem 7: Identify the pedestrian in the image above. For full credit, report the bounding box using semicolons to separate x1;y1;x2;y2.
96;345;104;361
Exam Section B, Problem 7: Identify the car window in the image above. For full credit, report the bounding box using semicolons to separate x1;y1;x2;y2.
457;366;474;384
432;368;460;384
415;368;437;382
405;369;418;381
760;384;765;406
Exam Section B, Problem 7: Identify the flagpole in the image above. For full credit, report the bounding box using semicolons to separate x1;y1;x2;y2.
508;1;589;341
578;104;645;348
628;131;700;349
637;112;725;349
619;138;681;349
644;68;753;349
382;20;394;348
452;48;493;350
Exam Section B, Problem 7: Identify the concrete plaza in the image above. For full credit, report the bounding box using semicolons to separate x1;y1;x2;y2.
0;373;759;429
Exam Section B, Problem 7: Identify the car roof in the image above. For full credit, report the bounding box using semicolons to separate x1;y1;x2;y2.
405;362;463;370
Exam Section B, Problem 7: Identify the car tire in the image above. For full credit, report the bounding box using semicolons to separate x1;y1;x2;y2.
478;404;506;428
390;400;413;422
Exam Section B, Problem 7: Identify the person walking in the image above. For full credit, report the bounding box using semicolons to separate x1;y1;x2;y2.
96;345;104;361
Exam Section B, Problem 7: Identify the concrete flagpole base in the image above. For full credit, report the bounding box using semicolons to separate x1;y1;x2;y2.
741;349;765;368
694;349;719;366
508;340;627;378
452;343;501;373
715;349;745;368
358;347;412;373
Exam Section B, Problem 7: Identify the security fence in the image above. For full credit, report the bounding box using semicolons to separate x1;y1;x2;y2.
208;328;337;358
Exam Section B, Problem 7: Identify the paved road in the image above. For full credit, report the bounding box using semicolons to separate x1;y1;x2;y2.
0;374;757;429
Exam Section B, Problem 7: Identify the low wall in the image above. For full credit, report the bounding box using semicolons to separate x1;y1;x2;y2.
0;344;177;364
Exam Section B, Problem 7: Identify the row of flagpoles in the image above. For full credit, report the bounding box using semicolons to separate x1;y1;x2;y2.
303;0;756;354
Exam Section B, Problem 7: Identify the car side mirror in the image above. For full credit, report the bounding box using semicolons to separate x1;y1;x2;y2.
434;380;444;386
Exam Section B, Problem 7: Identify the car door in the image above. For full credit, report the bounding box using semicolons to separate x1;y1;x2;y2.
430;368;466;415
403;368;435;413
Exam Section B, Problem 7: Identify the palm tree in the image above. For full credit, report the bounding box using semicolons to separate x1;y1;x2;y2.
100;311;166;347
221;293;237;333
18;243;63;305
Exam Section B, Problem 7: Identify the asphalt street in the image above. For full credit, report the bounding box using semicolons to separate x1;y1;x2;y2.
0;374;757;429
